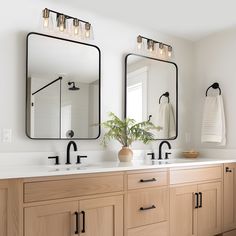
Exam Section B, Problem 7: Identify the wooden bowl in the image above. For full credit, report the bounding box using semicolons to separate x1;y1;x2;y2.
182;151;199;158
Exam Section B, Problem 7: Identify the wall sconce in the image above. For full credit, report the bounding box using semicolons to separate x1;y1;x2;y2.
136;35;173;58
42;8;94;40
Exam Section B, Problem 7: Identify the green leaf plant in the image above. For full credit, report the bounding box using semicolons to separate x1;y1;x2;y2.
101;112;161;147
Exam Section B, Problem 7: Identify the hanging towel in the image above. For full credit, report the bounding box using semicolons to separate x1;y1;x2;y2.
201;95;226;145
156;102;176;139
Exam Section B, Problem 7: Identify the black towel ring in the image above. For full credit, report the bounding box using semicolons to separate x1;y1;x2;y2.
205;82;221;96
159;92;170;104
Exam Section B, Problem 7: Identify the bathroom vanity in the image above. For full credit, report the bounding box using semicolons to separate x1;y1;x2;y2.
0;160;236;236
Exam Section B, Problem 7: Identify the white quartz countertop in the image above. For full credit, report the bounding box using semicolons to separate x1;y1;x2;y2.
0;156;236;180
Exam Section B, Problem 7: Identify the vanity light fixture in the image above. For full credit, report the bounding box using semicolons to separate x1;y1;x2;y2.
136;35;173;58
42;8;93;40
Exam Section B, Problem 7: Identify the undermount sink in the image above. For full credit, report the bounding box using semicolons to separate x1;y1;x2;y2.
47;163;98;172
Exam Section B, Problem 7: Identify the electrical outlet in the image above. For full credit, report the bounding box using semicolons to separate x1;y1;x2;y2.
2;128;12;143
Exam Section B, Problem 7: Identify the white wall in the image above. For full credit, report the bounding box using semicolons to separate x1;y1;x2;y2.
0;0;194;153
193;28;236;149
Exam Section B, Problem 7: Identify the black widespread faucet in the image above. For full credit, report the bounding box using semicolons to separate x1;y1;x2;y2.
159;141;172;160
66;141;78;164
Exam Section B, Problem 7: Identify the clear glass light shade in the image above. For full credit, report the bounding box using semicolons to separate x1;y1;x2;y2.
159;43;164;55
167;46;173;58
71;19;83;38
57;15;68;33
41;9;54;32
84;23;94;40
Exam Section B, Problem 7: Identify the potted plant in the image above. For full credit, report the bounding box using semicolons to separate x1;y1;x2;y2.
102;112;161;162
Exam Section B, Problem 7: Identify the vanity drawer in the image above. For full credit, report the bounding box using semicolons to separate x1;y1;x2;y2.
128;221;169;236
127;187;169;228
170;165;222;185
24;174;124;202
128;171;168;190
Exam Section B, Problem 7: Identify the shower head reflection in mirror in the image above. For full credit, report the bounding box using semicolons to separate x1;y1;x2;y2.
26;32;101;140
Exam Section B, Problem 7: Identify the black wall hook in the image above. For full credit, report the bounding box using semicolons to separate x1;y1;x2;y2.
159;92;170;104
205;82;221;96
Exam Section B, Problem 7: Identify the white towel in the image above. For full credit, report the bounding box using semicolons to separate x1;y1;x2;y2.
201;95;226;145
156;102;176;139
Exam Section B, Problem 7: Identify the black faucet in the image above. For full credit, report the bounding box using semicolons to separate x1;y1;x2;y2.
66;141;78;164
159;141;171;160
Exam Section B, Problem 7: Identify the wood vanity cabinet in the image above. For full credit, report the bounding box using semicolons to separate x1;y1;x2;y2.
170;165;223;236
223;163;236;232
126;169;169;236
25;195;123;236
0;164;230;236
23;173;124;236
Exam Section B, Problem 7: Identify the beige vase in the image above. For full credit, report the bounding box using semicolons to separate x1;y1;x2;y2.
118;146;133;162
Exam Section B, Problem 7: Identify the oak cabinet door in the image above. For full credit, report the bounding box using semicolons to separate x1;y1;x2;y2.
79;195;123;236
24;201;78;236
224;163;236;232
197;182;222;236
170;185;198;236
0;181;8;236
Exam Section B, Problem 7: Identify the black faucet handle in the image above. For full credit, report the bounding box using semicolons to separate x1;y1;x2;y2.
48;156;60;165
165;152;172;160
147;152;155;160
76;155;88;164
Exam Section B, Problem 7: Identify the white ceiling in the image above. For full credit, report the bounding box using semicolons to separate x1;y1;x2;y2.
53;0;236;41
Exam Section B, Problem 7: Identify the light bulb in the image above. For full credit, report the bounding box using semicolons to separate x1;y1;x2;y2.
73;19;80;36
84;23;94;40
147;40;154;52
137;35;143;50
168;46;172;58
42;8;50;28
57;14;66;32
159;43;164;55
85;23;91;38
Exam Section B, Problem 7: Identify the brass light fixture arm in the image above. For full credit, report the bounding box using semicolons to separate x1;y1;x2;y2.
45;8;90;24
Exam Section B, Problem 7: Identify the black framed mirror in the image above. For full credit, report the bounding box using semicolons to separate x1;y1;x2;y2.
26;32;101;140
125;53;178;140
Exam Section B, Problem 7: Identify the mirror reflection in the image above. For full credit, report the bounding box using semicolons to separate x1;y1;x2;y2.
125;54;178;140
26;33;100;139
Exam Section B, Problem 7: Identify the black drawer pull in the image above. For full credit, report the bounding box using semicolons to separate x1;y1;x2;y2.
194;193;199;209
226;167;232;173
74;212;79;234
140;178;157;183
81;211;85;233
199;192;203;208
140;205;156;211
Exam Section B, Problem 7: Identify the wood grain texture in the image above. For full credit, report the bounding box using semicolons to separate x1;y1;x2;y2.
170;166;222;185
197;182;222;236
80;195;123;236
127;187;169;228
24;174;124;202
127;171;168;190
222;229;236;236
24;201;78;236
223;163;236;232
170;185;198;236
127;221;169;236
0;181;8;236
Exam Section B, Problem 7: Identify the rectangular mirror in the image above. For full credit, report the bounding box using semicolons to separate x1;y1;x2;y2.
26;33;101;140
125;54;178;140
